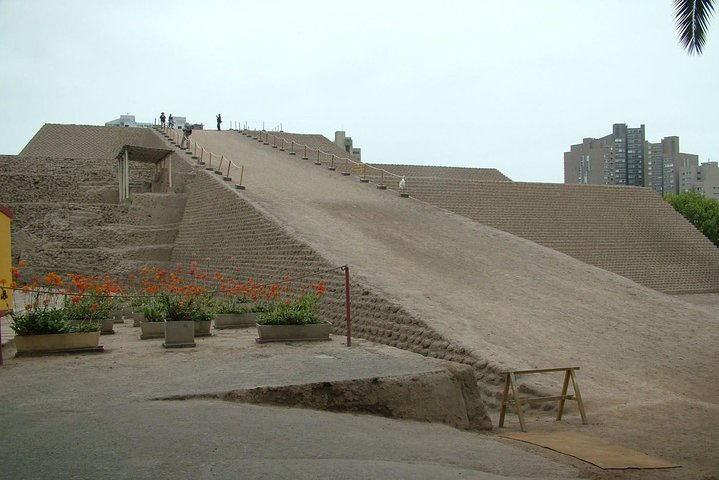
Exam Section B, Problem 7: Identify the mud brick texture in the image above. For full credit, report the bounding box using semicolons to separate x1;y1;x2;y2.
171;171;508;405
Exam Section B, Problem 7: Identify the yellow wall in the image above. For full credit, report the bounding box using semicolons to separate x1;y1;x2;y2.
0;206;12;314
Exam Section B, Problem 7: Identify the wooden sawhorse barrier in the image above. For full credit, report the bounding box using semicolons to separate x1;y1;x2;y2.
498;366;588;432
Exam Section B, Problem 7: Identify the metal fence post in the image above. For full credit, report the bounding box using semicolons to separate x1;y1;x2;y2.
343;265;352;347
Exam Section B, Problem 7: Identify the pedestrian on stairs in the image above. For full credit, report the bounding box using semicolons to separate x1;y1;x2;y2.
168;114;174;129
216;113;222;131
160;112;166;128
181;123;192;149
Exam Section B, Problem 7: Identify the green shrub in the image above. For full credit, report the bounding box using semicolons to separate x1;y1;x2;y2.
160;295;211;322
665;190;719;247
10;307;100;335
214;296;270;315
141;299;166;322
257;294;322;325
62;296;113;323
10;308;71;336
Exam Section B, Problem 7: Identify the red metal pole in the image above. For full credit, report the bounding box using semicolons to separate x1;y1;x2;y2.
343;265;351;347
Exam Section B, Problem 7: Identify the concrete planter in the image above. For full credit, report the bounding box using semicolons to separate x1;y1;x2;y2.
256;322;332;343
164;320;195;348
100;318;115;335
214;313;257;329
71;318;112;335
132;312;145;327
111;306;133;324
14;331;101;354
194;320;212;337
140;321;165;340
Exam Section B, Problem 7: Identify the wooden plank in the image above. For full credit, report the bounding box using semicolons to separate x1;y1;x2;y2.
570;369;588;425
498;373;511;427
557;369;572;421
504;395;575;405
509;372;527;432
505;367;580;375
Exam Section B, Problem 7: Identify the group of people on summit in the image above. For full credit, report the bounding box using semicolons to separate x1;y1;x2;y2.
159;112;222;131
159;112;174;129
159;112;222;149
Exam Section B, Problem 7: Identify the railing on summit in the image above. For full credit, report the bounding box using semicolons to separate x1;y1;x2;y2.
160;125;246;190
241;129;408;196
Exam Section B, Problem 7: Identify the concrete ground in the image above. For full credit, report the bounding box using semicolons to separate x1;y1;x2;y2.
0;322;592;480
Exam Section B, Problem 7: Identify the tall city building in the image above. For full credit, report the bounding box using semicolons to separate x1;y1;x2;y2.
565;124;698;196
678;161;719;199
564;123;645;188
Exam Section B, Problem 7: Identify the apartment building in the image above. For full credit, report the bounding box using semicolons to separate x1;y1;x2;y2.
677;161;719;200
565;124;699;197
564;123;646;188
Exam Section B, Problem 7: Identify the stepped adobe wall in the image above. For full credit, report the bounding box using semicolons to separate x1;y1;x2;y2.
398;179;719;294
239;130;719;294
6;125;719;412
2;123;193;278
171;171;503;403
20;124;167;158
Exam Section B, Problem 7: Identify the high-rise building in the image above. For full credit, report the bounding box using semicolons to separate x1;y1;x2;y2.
565;124;699;196
677;161;719;199
646;136;699;196
564;123;645;188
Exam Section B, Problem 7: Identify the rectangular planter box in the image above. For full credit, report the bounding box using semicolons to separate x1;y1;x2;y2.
164;320;195;348
111;307;133;324
214;313;257;329
14;331;102;354
140;321;165;339
194;320;212;337
132;312;145;327
69;318;108;334
100;318;115;335
256;322;332;343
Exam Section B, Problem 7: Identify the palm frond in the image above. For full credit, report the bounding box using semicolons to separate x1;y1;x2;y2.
675;0;716;54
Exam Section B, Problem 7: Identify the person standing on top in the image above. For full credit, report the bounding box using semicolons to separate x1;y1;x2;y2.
216;114;222;131
160;112;166;128
168;114;174;129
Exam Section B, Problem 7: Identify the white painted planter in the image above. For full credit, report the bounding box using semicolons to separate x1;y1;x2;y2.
14;331;101;354
214;313;257;329
164;320;195;348
256;322;332;343
140;321;165;339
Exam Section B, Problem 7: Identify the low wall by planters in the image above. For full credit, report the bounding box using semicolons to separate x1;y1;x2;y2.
159;362;492;431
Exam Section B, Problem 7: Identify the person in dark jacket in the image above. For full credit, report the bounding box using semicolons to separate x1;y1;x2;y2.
216;114;222;131
181;123;192;148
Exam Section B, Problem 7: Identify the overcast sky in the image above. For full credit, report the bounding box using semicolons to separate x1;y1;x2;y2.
0;0;716;183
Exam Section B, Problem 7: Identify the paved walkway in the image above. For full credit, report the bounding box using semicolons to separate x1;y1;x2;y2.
0;323;586;479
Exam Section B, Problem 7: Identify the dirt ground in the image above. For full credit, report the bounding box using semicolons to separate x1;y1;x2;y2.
184;130;718;479
1;322;715;479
